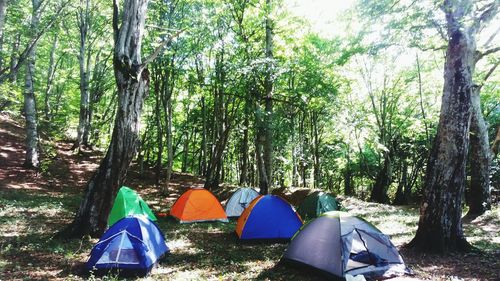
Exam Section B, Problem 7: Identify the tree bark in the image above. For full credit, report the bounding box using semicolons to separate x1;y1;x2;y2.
61;0;150;238
0;0;7;70
262;0;273;194
199;96;207;176
204;49;230;190
370;153;392;203
466;88;491;217
239;101;249;185
8;34;20;83
153;67;163;185
44;32;59;120
344;145;353;196
75;0;91;150
23;0;42;169
408;0;476;252
164;95;173;193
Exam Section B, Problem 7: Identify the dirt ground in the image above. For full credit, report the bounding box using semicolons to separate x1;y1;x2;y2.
0;113;498;281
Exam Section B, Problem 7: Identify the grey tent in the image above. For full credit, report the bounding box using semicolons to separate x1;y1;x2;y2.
225;187;260;217
282;211;411;279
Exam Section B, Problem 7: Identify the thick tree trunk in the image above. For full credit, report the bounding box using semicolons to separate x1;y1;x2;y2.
466;88;491;217
409;1;475;252
61;0;150;238
23;0;41;169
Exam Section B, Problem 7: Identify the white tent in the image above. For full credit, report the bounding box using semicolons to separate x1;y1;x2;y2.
225;187;260;217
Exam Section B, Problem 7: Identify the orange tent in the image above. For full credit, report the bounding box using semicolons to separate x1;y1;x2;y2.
170;188;228;223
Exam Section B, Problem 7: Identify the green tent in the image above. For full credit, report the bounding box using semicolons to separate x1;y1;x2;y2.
108;186;157;226
297;191;340;220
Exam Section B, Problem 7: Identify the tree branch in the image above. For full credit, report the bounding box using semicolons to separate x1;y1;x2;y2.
0;0;71;82
141;29;184;68
475;46;500;62
472;1;499;34
478;60;500;90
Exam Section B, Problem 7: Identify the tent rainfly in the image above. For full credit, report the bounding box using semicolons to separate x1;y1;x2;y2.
87;216;169;276
282;211;411;279
235;195;303;240
108;186;157;226
170;188;228;223
225;187;260;217
297;191;340;220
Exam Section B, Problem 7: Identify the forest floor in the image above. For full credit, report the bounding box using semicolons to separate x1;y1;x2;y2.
0;112;499;281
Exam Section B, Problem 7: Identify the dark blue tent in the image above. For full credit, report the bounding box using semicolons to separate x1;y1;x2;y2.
86;216;169;276
282;211;411;279
235;195;303;240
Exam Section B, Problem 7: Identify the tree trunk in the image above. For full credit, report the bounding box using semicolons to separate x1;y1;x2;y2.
44;32;59;120
153;70;163;185
199;96;207;176
60;0;150;238
409;0;476;252
370;153;392;203
312;111;321;189
164;96;173;193
8;34;20;83
393;160;408;205
75;0;91;150
204;50;229;190
262;0;273;194
0;0;7;70
344;146;353;196
23;0;42;169
239;102;249;185
466;88;491;218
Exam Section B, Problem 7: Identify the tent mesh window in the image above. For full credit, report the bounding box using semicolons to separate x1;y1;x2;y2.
96;232;140;265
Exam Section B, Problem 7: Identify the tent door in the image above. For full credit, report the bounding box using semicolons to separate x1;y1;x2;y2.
96;232;140;265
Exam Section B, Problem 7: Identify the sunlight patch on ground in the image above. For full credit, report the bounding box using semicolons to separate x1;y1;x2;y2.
4;182;43;190
168;269;205;280
168;239;195;252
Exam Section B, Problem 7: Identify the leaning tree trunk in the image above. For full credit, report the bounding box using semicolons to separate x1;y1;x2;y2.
466;88;491;218
23;0;41;169
61;0;150;238
408;0;476;252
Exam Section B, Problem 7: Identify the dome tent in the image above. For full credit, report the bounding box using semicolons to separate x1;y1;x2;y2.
235;195;303;240
170;188;228;223
282;211;411;280
297;191;340;220
87;216;169;276
225;187;260;217
108;186;157;226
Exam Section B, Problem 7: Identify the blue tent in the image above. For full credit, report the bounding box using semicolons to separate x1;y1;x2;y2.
235;195;303;240
86;216;169;276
